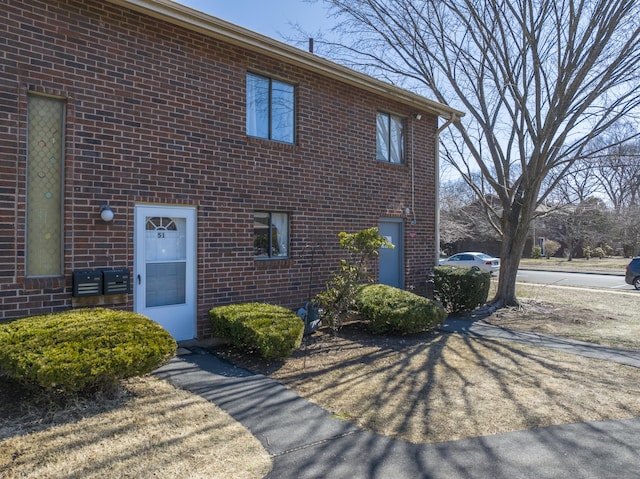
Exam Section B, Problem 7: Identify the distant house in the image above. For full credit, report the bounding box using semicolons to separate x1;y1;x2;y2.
1;0;461;340
440;195;502;257
441;196;560;259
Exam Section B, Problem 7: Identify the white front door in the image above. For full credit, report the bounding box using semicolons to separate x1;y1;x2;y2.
134;205;196;341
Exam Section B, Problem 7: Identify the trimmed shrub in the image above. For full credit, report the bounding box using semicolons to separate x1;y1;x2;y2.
530;245;542;259
583;246;592;259
356;284;447;335
0;308;176;395
209;303;304;360
434;266;491;313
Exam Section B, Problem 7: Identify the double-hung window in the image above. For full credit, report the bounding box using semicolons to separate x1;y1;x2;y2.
246;73;295;143
376;111;405;163
254;212;289;259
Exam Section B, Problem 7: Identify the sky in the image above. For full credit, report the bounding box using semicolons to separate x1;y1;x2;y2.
174;1;335;46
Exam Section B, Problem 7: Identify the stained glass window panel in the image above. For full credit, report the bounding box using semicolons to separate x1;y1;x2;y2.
26;94;65;276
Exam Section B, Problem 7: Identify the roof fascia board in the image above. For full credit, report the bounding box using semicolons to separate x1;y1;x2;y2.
105;0;464;120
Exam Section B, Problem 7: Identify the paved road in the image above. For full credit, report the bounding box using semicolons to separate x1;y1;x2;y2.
517;269;633;291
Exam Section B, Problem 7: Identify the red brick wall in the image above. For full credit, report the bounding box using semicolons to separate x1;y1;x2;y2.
0;0;438;337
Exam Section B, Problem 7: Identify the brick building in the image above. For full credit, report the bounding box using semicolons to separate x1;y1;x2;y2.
1;0;461;340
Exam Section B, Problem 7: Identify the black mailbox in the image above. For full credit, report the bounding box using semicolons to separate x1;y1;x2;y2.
73;270;103;297
103;269;131;295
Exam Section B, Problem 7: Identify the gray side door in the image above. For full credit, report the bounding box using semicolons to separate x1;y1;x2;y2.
379;219;404;288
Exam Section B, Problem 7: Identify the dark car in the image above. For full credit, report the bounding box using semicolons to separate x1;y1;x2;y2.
625;257;640;290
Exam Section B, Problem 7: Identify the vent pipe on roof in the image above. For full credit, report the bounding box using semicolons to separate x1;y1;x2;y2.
309;38;314;54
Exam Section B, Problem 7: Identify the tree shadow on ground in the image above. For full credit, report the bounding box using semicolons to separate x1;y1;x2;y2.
0;374;270;479
218;318;640;445
0;376;133;440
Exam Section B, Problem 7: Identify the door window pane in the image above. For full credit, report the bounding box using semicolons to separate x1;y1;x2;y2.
144;216;187;307
146;262;186;307
144;217;186;261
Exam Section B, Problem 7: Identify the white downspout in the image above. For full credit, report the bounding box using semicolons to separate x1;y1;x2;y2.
410;115;418;225
434;115;457;265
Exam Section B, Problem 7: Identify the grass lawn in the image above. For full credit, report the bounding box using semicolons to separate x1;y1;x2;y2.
219;282;640;444
519;256;630;274
243;315;640;444
0;375;271;478
485;282;640;350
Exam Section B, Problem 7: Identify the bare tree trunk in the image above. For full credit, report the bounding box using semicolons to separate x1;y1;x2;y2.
492;204;530;307
493;254;519;306
567;237;575;261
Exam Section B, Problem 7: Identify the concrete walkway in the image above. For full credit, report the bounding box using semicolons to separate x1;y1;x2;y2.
154;321;640;479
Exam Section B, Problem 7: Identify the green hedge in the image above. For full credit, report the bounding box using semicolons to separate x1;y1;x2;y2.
209;303;304;360
356;284;447;335
0;308;176;395
434;266;490;313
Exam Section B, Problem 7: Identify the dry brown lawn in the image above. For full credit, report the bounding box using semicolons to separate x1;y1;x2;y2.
486;283;640;350
219;286;640;445
225;322;640;444
519;256;629;274
0;375;271;479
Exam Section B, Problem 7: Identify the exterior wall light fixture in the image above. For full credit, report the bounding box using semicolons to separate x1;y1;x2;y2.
100;205;114;222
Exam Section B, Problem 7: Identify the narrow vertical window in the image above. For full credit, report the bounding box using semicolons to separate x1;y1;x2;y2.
254;211;289;258
246;73;295;143
26;94;65;276
376;112;405;163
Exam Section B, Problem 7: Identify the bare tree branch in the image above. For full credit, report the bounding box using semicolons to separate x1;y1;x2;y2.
312;0;640;306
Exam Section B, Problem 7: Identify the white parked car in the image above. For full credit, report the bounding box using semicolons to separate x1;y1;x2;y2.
439;252;500;274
